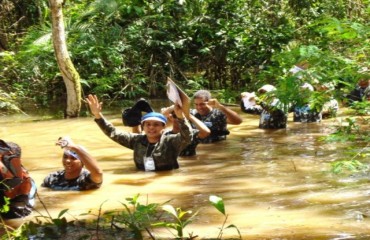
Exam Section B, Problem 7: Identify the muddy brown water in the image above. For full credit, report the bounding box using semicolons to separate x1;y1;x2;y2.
1;106;370;239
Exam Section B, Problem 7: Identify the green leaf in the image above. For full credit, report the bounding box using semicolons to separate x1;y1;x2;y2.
162;204;178;218
226;224;242;238
209;195;225;215
57;209;69;219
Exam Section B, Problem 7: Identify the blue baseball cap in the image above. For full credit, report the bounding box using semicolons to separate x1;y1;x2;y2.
141;112;167;124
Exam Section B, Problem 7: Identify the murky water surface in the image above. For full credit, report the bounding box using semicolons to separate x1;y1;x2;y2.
1;106;370;239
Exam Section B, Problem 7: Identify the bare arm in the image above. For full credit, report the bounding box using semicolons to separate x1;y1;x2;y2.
57;138;103;184
162;105;210;139
188;114;210;139
208;99;243;125
69;144;103;184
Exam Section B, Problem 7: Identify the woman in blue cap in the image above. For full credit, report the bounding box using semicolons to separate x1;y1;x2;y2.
86;94;192;171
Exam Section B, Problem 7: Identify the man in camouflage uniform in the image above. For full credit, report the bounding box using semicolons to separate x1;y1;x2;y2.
293;83;322;123
256;85;288;129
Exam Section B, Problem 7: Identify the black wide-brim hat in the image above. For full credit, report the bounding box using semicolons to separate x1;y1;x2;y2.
122;98;154;127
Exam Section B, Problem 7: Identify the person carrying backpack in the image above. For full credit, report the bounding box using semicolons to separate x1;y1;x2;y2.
0;140;36;219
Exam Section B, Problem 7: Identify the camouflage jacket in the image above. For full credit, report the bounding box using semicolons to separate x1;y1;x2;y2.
42;169;101;191
191;108;229;143
293;104;322;123
95;117;192;171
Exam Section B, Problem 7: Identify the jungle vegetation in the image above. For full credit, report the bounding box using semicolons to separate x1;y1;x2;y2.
0;0;369;116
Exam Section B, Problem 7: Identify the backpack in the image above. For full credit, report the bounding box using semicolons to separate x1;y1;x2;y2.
0;140;33;199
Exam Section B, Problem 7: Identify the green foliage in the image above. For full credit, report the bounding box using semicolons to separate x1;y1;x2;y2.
0;90;22;115
11;208;75;239
212;89;238;104
1;194;243;239
349;101;370;116
154;205;198;239
105;194;162;239
0;196;10;214
185;75;209;96
1;0;370;112
320;115;370;175
331;160;367;175
209;195;225;215
322;117;368;143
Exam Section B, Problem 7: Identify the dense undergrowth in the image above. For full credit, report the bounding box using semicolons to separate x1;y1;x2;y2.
1;194;241;240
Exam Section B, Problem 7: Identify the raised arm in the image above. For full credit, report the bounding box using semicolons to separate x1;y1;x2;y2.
85;94;103;119
188;114;210;139
173;104;192;147
208;98;243;125
57;138;103;184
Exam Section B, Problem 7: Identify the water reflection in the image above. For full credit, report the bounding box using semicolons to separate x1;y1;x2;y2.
1;106;370;239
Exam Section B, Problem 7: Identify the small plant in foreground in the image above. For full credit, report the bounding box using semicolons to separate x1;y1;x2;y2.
105;193;163;240
209;195;241;239
1;196;13;239
1;194;243;239
153;204;198;239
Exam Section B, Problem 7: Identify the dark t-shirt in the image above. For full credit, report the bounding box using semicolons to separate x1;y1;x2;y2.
42;169;101;191
191;108;229;143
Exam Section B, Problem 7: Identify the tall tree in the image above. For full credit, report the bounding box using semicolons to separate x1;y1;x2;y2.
49;0;81;117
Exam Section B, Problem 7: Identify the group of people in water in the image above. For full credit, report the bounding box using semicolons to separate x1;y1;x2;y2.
0;89;242;219
1;65;369;220
240;65;370;129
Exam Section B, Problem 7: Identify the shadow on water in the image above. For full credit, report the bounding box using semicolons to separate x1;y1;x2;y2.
1;103;370;239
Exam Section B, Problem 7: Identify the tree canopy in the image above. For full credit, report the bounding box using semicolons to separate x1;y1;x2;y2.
0;0;369;115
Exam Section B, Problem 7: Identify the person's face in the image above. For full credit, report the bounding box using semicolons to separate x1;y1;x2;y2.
143;120;165;140
358;79;370;88
62;154;82;174
194;97;211;116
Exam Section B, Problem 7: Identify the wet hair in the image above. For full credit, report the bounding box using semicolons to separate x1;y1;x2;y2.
193;90;211;101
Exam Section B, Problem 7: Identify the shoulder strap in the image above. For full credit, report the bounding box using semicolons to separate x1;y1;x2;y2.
0;140;23;178
0;139;11;155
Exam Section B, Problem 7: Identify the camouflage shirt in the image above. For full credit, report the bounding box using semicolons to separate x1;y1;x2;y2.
191;108;229;143
259;110;287;129
258;98;288;129
165;128;200;157
95;117;192;171
293;104;322;123
42;169;101;191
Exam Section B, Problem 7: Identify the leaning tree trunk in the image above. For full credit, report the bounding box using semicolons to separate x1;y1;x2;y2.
49;0;81;118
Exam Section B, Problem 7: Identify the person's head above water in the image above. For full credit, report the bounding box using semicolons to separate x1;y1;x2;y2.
141;112;168;143
193;90;212;116
141;112;167;125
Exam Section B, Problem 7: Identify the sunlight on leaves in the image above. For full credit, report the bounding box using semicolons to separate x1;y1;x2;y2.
209;195;225;215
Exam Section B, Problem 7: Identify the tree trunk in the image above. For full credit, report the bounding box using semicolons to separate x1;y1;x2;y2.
49;0;81;118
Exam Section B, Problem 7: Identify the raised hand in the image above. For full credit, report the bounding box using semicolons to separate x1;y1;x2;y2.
207;98;221;108
85;94;103;119
173;104;184;119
